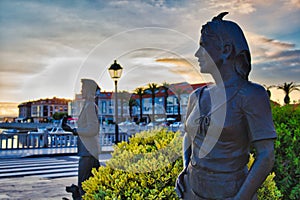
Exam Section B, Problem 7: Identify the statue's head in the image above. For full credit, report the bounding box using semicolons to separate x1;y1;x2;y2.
81;79;99;99
199;12;251;80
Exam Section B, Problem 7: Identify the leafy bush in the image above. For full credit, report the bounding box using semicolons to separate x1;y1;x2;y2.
248;154;282;200
272;105;300;199
82;128;182;199
83;128;283;199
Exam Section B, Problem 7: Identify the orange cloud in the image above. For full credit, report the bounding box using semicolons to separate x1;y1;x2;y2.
0;102;19;117
285;0;300;8
156;58;192;67
155;57;209;83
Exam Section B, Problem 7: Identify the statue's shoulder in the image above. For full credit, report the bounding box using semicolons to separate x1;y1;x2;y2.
187;86;207;105
192;85;207;97
241;82;267;98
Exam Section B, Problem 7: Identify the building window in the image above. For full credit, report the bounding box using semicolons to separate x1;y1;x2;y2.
102;101;107;114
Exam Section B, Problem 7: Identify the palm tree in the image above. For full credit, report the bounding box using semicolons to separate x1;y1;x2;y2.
134;87;144;122
277;82;300;105
170;86;188;121
162;82;170;115
147;83;159;122
263;84;275;99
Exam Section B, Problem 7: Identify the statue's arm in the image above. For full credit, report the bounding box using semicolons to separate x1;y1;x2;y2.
182;90;198;168
175;91;197;198
237;84;277;199
183;133;191;168
234;139;275;200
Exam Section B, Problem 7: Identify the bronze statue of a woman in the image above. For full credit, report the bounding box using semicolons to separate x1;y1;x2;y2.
175;12;277;200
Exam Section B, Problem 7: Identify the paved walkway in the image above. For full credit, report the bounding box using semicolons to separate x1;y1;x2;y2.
0;176;77;200
0;147;114;199
0;153;113;200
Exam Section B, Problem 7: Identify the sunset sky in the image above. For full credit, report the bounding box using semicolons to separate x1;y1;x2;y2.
0;0;299;117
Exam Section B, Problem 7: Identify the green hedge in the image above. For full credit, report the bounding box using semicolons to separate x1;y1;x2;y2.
248;154;282;200
83;128;282;199
83;129;182;199
272;105;300;200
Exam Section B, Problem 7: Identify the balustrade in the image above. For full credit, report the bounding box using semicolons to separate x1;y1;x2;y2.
0;132;129;150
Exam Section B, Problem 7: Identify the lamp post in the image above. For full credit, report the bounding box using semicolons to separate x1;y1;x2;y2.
108;60;123;144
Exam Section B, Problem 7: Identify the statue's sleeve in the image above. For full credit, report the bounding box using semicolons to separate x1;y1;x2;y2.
184;91;196;133
242;84;277;142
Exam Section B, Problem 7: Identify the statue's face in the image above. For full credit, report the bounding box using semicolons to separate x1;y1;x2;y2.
81;83;88;99
195;33;222;74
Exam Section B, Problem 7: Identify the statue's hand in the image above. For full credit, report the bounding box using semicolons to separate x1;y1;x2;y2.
61;116;74;133
175;168;187;199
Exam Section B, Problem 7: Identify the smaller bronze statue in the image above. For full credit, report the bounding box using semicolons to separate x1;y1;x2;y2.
175;12;277;200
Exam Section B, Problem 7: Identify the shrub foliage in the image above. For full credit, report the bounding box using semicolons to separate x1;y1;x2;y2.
83;127;283;200
272;105;300;200
248;154;282;200
83;129;182;199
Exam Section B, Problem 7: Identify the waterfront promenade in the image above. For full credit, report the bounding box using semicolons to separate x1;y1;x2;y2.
0;147;113;199
0;175;77;200
0;122;120;199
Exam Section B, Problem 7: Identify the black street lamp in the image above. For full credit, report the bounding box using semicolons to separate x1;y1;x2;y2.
108;60;123;144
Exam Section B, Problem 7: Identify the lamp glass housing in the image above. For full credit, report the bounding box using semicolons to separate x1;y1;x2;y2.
108;60;123;80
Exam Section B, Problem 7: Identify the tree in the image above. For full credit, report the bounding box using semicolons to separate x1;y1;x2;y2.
147;83;159;122
52;112;68;120
277;82;299;105
170;86;188;121
134;87;145;122
263;84;275;99
162;82;170;116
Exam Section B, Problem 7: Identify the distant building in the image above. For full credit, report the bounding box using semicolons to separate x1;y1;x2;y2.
18;82;207;124
131;82;207;122
70;82;208;124
18;102;32;120
18;97;71;122
97;91;114;124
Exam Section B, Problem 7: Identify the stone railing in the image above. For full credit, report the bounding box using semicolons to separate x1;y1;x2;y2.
0;122;53;131
0;132;129;150
0;133;77;149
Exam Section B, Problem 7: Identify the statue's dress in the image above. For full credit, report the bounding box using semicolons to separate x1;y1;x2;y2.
183;81;276;200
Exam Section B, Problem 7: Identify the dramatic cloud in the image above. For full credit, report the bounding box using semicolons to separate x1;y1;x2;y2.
208;0;257;14
244;32;300;85
155;57;211;84
0;0;299;106
246;32;296;61
284;0;300;8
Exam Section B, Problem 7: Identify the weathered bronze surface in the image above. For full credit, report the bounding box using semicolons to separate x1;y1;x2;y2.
175;12;277;200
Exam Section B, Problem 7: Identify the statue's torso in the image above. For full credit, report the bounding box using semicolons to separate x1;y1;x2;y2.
186;84;250;173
